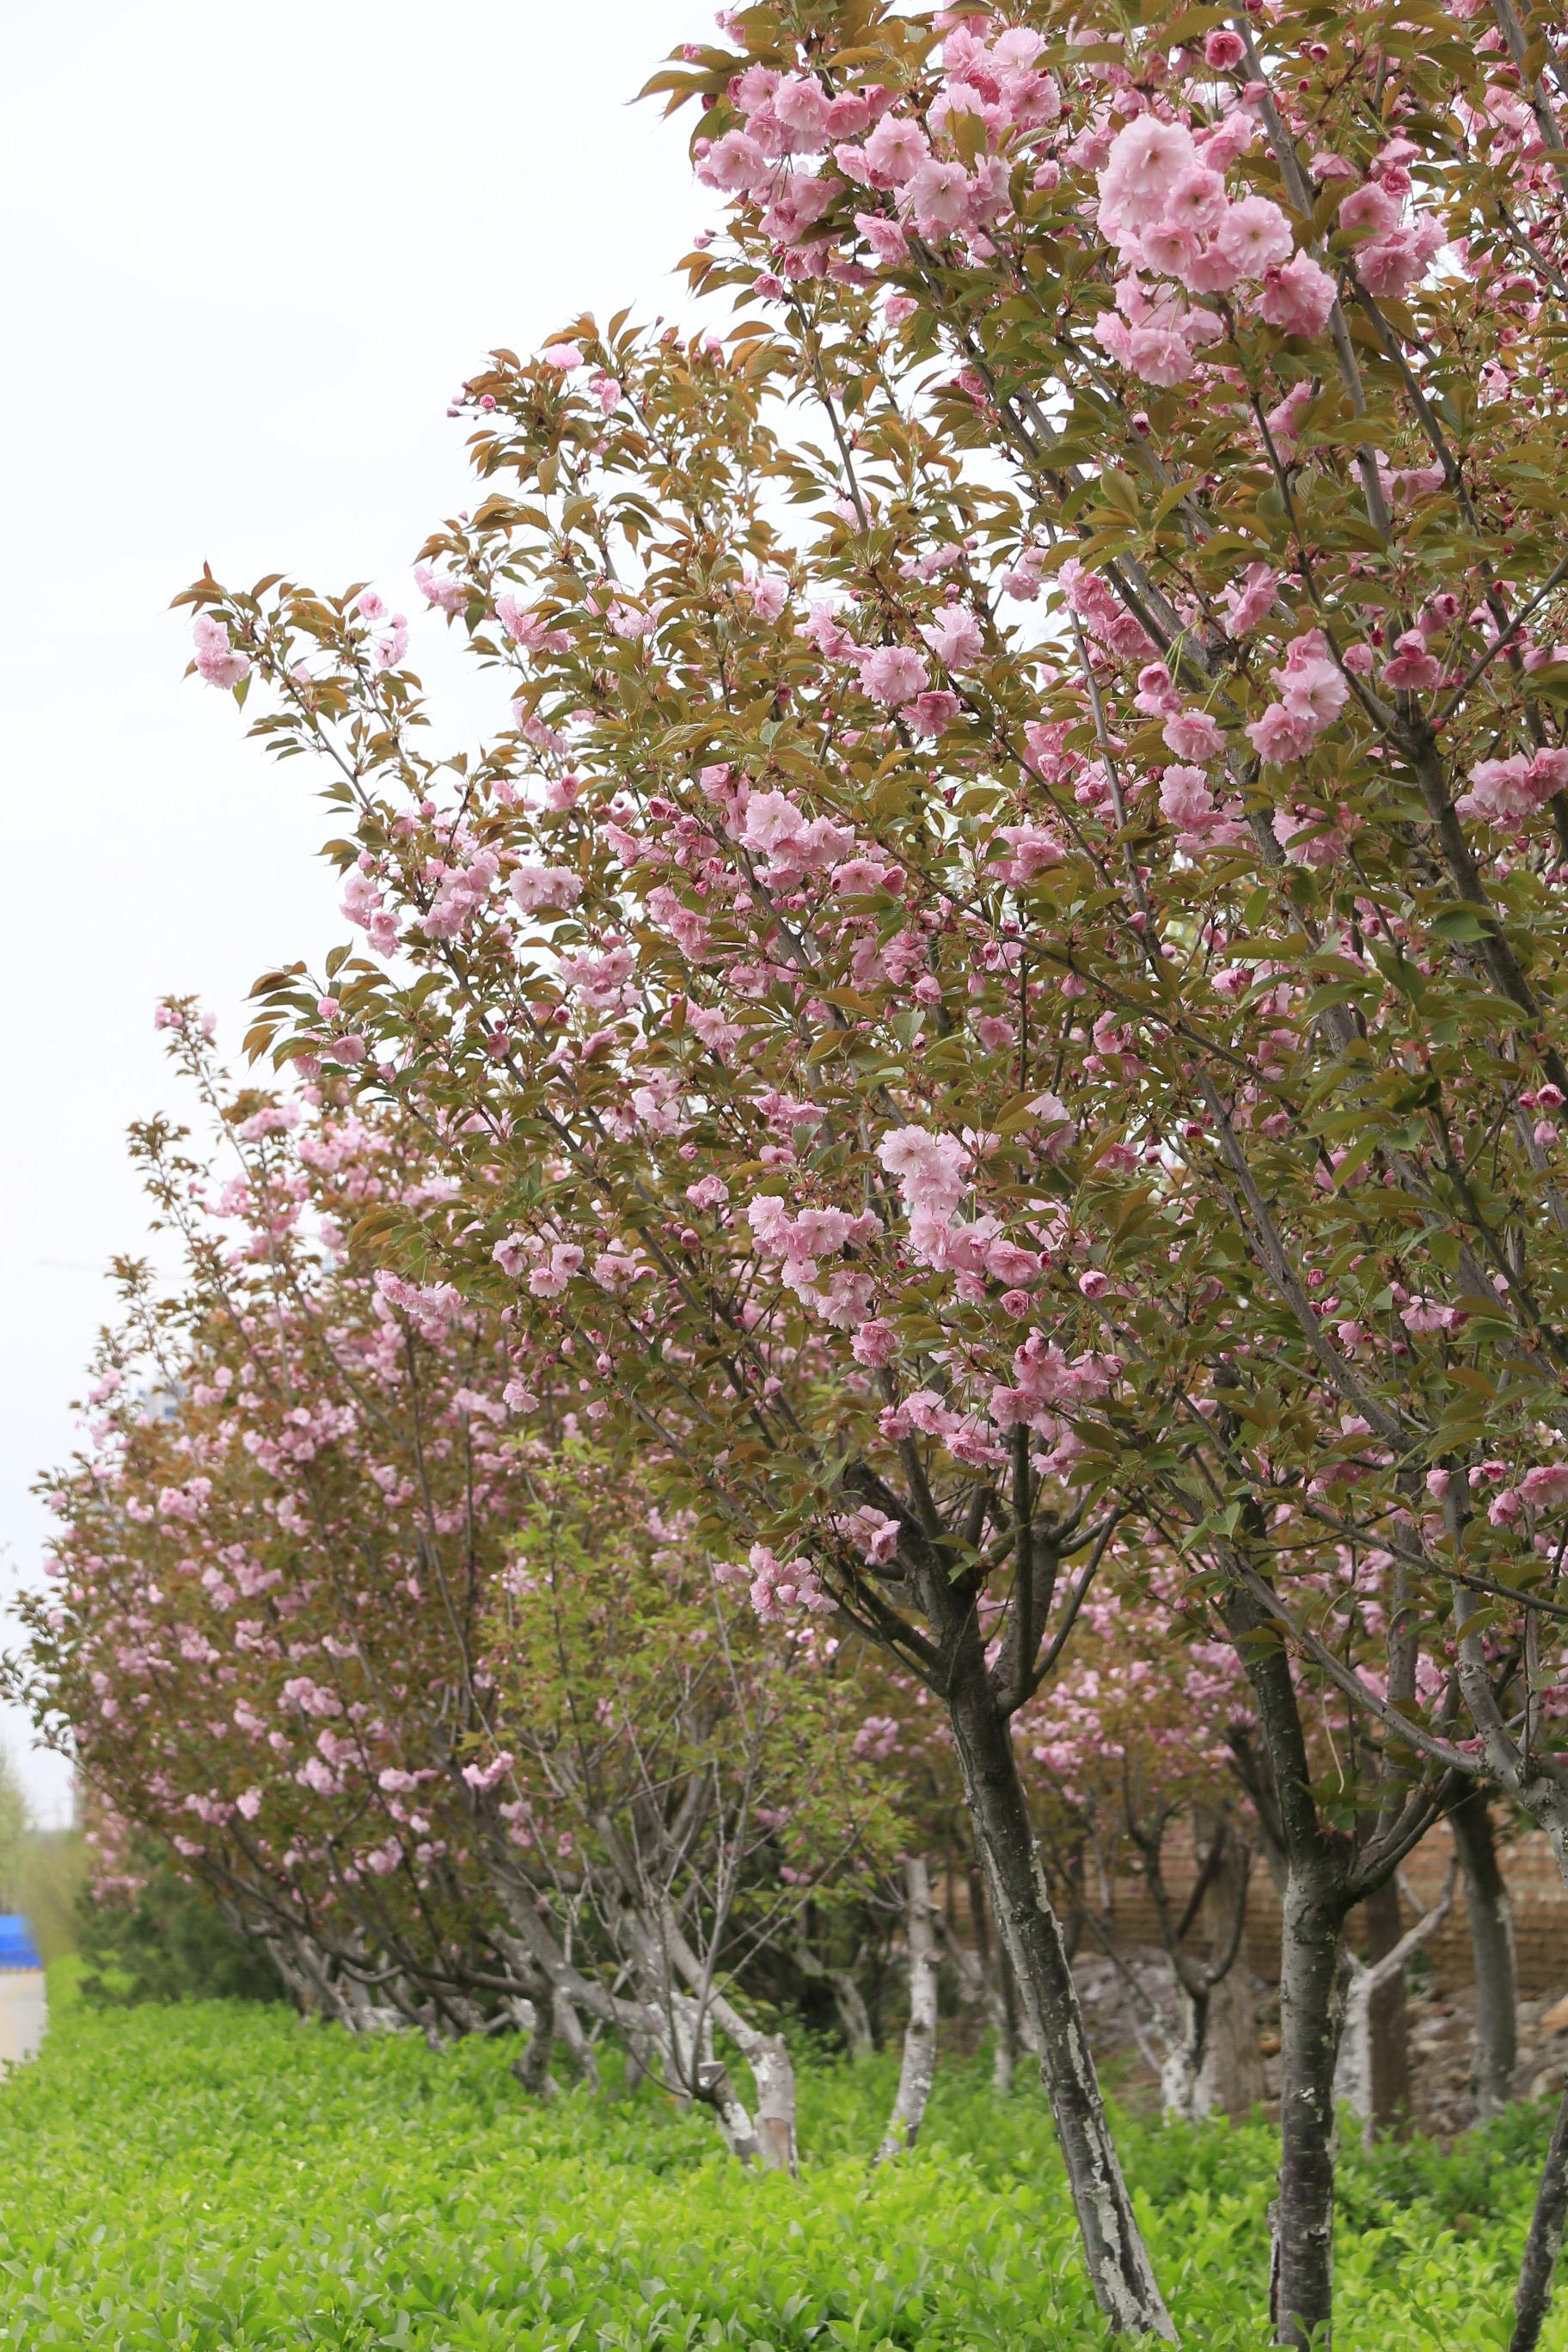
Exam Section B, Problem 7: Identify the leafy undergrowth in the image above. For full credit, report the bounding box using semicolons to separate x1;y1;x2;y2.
0;1966;1555;2349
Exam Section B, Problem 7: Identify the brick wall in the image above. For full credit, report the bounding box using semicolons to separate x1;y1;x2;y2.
1103;1822;1568;1993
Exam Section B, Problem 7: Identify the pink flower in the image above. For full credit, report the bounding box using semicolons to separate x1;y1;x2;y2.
877;1124;971;1214
1125;327;1199;388
541;341;584;371
862;114;929;185
861;645;929;705
1218;563;1279;637
1246;702;1319;764
1160;763;1221;833
741;571;790;622
770;72;834;149
920;605;983;668
1358;217;1445;297
510;864;583;914
1381;630;1443;691
413;563;470;616
832;857;900;897
699;130;771;193
1141;221;1199;279
1163;708;1225;763
850;1318;899;1367
1257;253;1337;337
1204;28;1246;67
1339;183;1400;238
1523;1465;1568;1509
905;689;959;738
1279;658;1348;732
992;824;1064;882
192;611;250;690
1165;166;1228;235
908;158;972;239
1215;195;1293;278
1401;1296;1460;1334
1098;115;1198;238
371;618;408;671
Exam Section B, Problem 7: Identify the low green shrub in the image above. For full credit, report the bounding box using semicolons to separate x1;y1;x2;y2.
0;1968;1554;2349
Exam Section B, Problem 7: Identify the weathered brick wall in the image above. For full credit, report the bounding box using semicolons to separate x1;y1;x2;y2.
1104;1822;1568;1993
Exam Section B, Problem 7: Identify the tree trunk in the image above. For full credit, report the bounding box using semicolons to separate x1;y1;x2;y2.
878;1857;940;2160
552;1988;601;2089
831;1968;876;2060
1198;1963;1265;2122
946;1659;1177;2339
1363;1876;1412;2138
1512;2086;1568;2352
1195;1821;1265;2122
1451;1788;1517;2119
1272;1873;1345;2349
1159;1985;1210;2125
511;1994;556;2100
681;2000;764;2167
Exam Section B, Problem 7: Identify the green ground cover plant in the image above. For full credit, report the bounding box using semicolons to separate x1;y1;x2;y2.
0;1969;1557;2352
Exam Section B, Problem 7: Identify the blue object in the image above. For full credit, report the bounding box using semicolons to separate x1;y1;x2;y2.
0;1916;42;1970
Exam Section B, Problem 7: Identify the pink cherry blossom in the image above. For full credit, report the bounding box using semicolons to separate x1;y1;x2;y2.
1381;631;1444;691
1257;253;1337;337
919;604;983;668
1098;115;1198;239
1215;196;1294;277
861;645;929;705
192;611;250;690
1163;709;1226;763
510;864;584;915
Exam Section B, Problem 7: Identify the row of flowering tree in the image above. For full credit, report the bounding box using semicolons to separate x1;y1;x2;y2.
20;1017;907;2164
33;0;1568;2341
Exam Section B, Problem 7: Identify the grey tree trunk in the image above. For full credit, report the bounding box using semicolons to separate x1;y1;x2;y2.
877;1857;940;2160
553;1988;601;2089
1450;1788;1517;2118
831;1969;876;2061
1336;1866;1455;2147
1197;1963;1265;2121
1273;1872;1345;2349
511;1994;556;2100
1512;2088;1568;2352
1363;1877;1412;2138
990;1938;1026;2093
946;1655;1177;2339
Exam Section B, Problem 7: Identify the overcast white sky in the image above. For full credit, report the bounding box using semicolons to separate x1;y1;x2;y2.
0;0;714;1821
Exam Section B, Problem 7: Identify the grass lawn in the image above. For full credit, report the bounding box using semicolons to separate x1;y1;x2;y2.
0;1964;1556;2349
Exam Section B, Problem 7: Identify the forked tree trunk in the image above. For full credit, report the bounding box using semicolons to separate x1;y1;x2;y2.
947;1657;1177;2340
1157;1986;1210;2124
878;1857;940;2160
1336;1867;1454;2148
1450;1787;1517;2118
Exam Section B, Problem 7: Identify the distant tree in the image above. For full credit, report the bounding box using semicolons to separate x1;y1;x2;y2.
76;1847;286;2008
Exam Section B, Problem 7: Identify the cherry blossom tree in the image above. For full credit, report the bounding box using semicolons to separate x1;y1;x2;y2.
168;0;1568;2337
17;1018;896;2153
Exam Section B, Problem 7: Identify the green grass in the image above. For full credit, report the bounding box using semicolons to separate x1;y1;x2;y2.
0;1963;1557;2349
